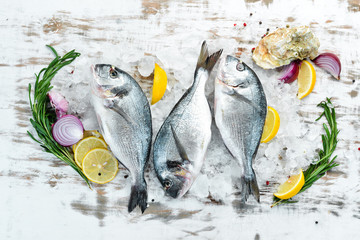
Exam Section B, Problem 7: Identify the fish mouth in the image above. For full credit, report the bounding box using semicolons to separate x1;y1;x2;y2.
216;70;239;88
216;55;249;88
174;170;193;198
216;57;235;86
90;65;101;93
90;64;111;99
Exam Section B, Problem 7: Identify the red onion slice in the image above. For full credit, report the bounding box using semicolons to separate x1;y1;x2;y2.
52;115;84;146
312;53;341;80
278;61;300;83
48;90;69;118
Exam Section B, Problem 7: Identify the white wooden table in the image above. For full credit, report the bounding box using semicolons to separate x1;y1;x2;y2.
1;0;359;239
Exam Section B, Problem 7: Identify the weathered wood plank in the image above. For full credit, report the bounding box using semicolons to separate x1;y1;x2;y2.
0;0;359;239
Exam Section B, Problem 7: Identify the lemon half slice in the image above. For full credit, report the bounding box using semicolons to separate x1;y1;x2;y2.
82;148;118;184
274;170;305;200
261;106;280;143
72;130;104;152
74;136;107;168
151;63;167;105
297;60;316;99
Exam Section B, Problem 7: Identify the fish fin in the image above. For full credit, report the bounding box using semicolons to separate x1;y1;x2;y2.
240;172;260;203
196;41;223;73
226;89;263;113
170;125;189;162
104;100;132;124
128;180;148;213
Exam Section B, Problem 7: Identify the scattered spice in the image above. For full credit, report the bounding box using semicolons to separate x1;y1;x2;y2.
234;23;237;27
243;23;247;27
266;28;270;32
358;147;360;151
251;47;255;53
266;181;270;185
315;221;319;224
259;21;262;25
124;174;129;178
286;24;290;28
250;13;253;16
70;70;74;74
151;199;155;202
353;80;355;83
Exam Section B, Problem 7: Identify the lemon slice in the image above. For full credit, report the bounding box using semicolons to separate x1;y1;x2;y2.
261;106;280;143
151;63;167;105
74;136;107;168
297;60;316;99
274;170;305;200
82;148;118;184
72;130;104;152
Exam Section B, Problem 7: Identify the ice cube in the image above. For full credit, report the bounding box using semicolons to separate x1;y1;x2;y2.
209;173;232;202
138;56;155;77
190;174;209;198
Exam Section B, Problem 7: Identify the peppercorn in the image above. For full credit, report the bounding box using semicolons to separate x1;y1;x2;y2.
259;21;262;25
243;23;247;27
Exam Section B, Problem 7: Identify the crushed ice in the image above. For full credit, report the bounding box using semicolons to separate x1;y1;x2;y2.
51;36;323;207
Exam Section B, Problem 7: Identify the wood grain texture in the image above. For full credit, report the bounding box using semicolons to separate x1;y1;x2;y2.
0;0;359;239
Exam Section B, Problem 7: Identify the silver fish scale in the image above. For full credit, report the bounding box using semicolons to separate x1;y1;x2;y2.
215;55;267;202
92;75;151;182
157;70;211;171
91;64;152;213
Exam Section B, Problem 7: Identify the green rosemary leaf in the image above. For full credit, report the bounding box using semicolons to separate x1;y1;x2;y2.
28;45;91;188
272;98;339;207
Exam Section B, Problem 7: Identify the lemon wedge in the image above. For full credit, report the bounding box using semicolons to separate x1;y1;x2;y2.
261;106;280;143
151;63;167;105
72;130;103;152
274;170;305;200
297;60;316;99
82;148;118;184
74;136;107;168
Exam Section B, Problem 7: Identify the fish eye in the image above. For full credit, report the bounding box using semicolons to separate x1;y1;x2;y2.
109;69;118;78
164;179;172;188
236;62;245;71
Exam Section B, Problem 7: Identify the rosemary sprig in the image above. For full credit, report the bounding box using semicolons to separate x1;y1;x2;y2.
27;45;91;188
272;98;339;207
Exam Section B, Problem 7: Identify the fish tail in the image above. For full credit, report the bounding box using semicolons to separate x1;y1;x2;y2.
240;170;260;203
128;179;148;213
196;41;223;73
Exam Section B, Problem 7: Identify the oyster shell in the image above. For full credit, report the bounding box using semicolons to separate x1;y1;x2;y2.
252;26;320;69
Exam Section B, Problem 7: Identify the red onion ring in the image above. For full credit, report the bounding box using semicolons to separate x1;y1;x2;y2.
312;53;341;80
52;115;84;146
278;61;300;83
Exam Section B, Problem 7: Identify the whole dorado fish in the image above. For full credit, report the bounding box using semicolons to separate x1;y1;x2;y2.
214;55;267;202
153;41;222;198
91;64;152;213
